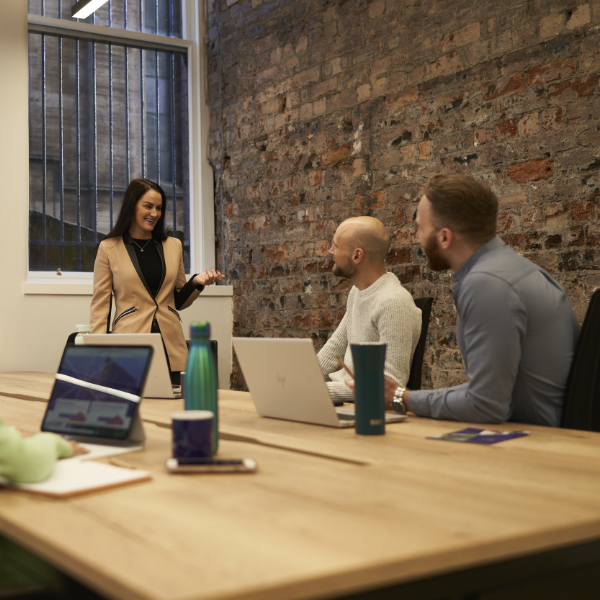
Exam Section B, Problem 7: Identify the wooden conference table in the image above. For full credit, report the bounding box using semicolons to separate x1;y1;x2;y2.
2;372;600;600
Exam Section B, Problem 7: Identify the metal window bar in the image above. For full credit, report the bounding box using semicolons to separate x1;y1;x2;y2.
155;0;160;188
31;0;183;38
41;0;46;267
171;53;176;235
42;31;47;269
30;240;99;247
93;40;98;244
59;23;65;269
76;38;81;271
92;11;98;244
167;0;177;235
170;0;174;37
58;0;64;269
140;47;145;178
109;1;114;231
124;0;130;183
155;51;160;188
139;0;145;178
153;3;158;189
29;14;189;272
169;0;175;235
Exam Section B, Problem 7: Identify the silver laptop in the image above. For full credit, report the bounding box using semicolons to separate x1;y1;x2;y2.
233;338;406;428
83;333;176;399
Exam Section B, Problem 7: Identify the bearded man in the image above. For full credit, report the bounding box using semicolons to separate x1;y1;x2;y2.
317;216;422;404
387;174;579;426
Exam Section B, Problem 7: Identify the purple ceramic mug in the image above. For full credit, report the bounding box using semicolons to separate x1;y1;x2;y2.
172;410;213;458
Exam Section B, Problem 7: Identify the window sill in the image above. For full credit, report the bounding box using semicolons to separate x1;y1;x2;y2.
23;281;234;297
24;281;93;295
198;285;234;297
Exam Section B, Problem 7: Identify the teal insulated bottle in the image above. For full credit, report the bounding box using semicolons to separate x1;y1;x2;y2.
184;322;218;454
351;343;386;435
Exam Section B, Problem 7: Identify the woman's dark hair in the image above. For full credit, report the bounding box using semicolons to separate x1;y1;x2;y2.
103;178;172;243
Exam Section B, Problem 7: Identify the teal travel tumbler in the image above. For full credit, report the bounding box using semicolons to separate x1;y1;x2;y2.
184;322;219;454
350;343;386;435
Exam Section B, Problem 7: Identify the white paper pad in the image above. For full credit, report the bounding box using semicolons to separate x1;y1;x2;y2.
74;443;143;462
12;460;151;498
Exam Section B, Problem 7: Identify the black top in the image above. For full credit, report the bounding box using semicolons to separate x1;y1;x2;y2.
131;237;162;297
130;236;202;309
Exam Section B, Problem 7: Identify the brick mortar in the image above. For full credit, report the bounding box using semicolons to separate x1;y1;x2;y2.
207;0;600;390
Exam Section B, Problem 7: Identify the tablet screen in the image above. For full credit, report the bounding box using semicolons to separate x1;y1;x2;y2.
42;345;153;441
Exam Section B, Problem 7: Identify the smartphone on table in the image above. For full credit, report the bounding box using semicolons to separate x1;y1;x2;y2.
165;457;257;474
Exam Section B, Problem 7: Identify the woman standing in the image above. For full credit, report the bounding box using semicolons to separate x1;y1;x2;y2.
90;179;224;382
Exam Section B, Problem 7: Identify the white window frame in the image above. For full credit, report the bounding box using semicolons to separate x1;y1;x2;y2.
24;0;214;295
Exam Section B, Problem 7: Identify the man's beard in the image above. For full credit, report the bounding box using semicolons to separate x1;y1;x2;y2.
332;260;356;279
423;233;451;272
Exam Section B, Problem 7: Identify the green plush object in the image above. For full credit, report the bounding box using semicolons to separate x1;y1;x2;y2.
0;417;73;483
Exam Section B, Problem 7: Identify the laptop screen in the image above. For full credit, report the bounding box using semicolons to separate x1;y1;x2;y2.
41;345;153;441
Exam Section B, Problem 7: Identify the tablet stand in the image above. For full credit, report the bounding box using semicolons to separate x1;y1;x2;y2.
126;408;146;446
66;405;146;447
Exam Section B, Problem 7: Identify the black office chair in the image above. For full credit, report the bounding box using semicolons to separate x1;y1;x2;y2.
561;289;600;430
406;297;434;391
66;332;78;345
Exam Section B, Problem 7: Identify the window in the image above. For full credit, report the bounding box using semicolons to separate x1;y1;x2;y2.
28;0;191;273
28;0;183;36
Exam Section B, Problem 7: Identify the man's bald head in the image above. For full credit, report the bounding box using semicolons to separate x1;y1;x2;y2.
336;217;391;265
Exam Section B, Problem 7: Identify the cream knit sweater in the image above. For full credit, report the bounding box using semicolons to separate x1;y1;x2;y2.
317;272;422;403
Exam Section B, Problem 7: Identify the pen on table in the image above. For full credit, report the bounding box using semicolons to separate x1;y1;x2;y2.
337;358;355;380
109;457;138;470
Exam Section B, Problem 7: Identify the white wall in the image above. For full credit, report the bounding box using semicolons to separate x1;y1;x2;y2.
0;0;233;387
13;286;233;388
0;0;31;370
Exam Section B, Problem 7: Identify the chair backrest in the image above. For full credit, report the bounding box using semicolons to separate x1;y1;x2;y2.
406;297;434;391
561;289;600;430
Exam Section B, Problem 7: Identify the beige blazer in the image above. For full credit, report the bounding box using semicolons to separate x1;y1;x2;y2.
90;234;201;372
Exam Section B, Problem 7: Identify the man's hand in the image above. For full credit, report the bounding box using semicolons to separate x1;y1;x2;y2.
384;376;399;410
344;376;410;412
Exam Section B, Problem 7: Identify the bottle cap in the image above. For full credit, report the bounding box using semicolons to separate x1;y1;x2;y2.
190;321;211;339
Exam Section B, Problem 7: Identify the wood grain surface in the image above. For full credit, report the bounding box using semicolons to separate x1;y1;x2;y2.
2;374;600;600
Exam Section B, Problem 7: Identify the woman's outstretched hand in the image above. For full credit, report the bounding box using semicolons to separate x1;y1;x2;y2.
194;269;226;287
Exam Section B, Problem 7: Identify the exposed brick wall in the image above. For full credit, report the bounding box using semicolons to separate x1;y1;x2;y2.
206;0;600;390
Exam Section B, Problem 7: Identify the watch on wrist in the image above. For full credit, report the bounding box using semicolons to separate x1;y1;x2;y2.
391;386;407;415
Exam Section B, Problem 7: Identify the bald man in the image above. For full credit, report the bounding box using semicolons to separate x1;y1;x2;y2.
317;217;422;403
